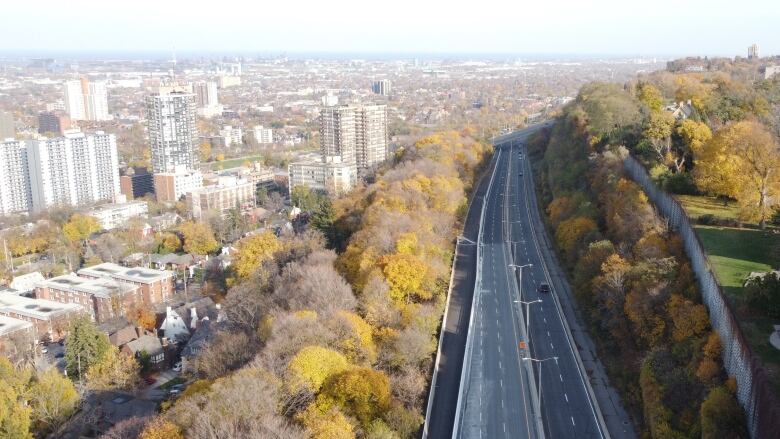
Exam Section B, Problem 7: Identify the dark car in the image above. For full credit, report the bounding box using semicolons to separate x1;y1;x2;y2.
54;352;64;358
537;283;551;294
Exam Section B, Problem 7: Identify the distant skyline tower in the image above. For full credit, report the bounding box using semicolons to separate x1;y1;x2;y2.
63;77;109;121
748;43;760;59
145;87;199;173
319;104;388;176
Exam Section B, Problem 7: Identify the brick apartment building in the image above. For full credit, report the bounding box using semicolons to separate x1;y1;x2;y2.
35;274;141;323
0;294;85;342
77;263;174;306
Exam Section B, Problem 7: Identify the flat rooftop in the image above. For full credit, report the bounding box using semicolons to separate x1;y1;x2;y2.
36;273;137;300
0;293;83;319
0;314;33;337
78;262;172;283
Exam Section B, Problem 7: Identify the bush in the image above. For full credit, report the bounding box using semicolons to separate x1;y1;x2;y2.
662;172;698;195
697;214;717;225
744;273;780;318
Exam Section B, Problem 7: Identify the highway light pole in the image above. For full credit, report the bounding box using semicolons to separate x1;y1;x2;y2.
516;299;542;333
509;263;533;301
523;356;559;413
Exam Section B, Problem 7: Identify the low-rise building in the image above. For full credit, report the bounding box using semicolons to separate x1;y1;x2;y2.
0;294;84;341
288;155;356;196
219;125;243;147
77;263;174;307
153;166;203;202
186;176;255;219
252;125;274;144
0;315;35;360
35;274;141;323
86;200;148;230
119;167;154;200
9;272;45;296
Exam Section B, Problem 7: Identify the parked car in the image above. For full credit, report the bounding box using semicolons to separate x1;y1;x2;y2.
537;283;551;294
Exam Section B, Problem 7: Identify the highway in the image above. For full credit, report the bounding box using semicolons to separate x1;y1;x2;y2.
455;127;606;438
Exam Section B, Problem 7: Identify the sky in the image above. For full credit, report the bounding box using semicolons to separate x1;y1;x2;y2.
2;0;779;58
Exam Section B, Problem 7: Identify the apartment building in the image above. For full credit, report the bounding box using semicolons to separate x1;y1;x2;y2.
85;200;149;230
288;155;356;196
38;111;72;135
146;87;199;173
35;274;141;323
354;104;388;175
27;131;120;212
219;125;243;147
0;294;84;342
371;79;392;96
193;81;222;117
186;176;255;219
77;263;174;307
0;314;35;359
153;165;203;202
64;78;109;121
0;140;32;215
119;167;155;200
320;105;357;164
253;125;274;144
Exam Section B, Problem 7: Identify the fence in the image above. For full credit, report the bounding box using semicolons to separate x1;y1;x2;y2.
623;155;780;439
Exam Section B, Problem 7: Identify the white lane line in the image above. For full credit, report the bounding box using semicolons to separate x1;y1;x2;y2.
571;417;576;426
565;393;569;403
543;317;547;324
550;342;554;349
547;331;550;337
560;374;563;382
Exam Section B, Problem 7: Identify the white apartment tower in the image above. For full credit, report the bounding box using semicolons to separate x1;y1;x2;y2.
0;140;32;215
146;88;199;173
27;131;120;212
63;78;109;121
319;104;388;175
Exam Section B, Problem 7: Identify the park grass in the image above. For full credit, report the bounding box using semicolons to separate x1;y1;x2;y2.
676;194;741;221
205;155;264;171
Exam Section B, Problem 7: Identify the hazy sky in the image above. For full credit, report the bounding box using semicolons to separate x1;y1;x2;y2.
3;0;778;57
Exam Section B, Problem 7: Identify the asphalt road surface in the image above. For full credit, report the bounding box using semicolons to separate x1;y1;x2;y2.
457;130;606;438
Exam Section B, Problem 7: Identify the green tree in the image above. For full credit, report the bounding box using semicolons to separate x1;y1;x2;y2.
64;316;112;379
292;186;326;212
700;386;748;439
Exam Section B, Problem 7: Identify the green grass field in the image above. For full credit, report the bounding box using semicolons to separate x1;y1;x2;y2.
205;155;264;171
676;195;741;221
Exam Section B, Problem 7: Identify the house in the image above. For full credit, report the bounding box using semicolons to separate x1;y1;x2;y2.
159;306;190;342
99;318;140;348
124;334;165;366
181;319;215;372
665;100;694;120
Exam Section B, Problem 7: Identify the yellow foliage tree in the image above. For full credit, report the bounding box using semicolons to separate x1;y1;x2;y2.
297;405;355;439
85;347;140;391
381;253;428;303
334;311;377;364
232;231;281;279
28;369;79;432
317;367;391;428
62;214;101;244
555;216;598;260
139;417;184;439
288;346;350;392
179;221;219;255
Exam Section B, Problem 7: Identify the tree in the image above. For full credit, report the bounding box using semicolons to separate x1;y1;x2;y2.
85;346;140;391
179;221;219;255
287;346;350;392
65;316;112;379
28;369;79;432
318;368;391;428
695;121;780;227
297;406;355;439
199;142;212;162
100;416;151;439
62;214;101;244
94;233;127;263
700;386;748;439
232;231;281;279
0;380;32;439
139;417;184;439
158;232;182;254
676;119;712;156
637;82;664;112
291;186;325;212
643;111;676;162
555;216;598;262
381;253;428;303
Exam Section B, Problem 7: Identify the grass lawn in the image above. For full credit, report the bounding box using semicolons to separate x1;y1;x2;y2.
676;194;741;221
205;155;264;171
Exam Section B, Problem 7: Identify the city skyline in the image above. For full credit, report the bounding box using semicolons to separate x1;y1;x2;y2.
2;0;779;57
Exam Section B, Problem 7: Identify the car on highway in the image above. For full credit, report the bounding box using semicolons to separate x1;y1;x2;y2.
537;283;551;294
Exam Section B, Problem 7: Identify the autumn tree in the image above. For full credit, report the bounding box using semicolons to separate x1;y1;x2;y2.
232;231;281;279
287;346;350;392
157;232;182;254
179;221;219;255
62;214;101;244
695;121;780;227
637;82;664;112
199;142;212;162
317;368;391;428
139;417;184;439
85;346;140;391
0;379;32;439
643;110;676;163
555;216;598;262
700;386;748;439
28;369;79;432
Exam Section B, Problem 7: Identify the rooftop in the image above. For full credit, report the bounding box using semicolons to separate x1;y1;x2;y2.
78;262;173;283
37;273;137;299
0;314;33;337
0;294;83;319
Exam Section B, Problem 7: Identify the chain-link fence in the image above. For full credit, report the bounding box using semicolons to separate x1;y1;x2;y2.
623;155;780;439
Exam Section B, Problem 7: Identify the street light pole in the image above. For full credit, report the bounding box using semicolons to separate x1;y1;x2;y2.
522;356;558;412
509;263;533;301
517;299;542;333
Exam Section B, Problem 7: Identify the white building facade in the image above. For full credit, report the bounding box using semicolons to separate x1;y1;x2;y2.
0;140;32;215
146;88;199;174
252;125;274;144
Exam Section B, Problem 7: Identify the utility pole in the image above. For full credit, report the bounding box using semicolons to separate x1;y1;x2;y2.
523;356;559;418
